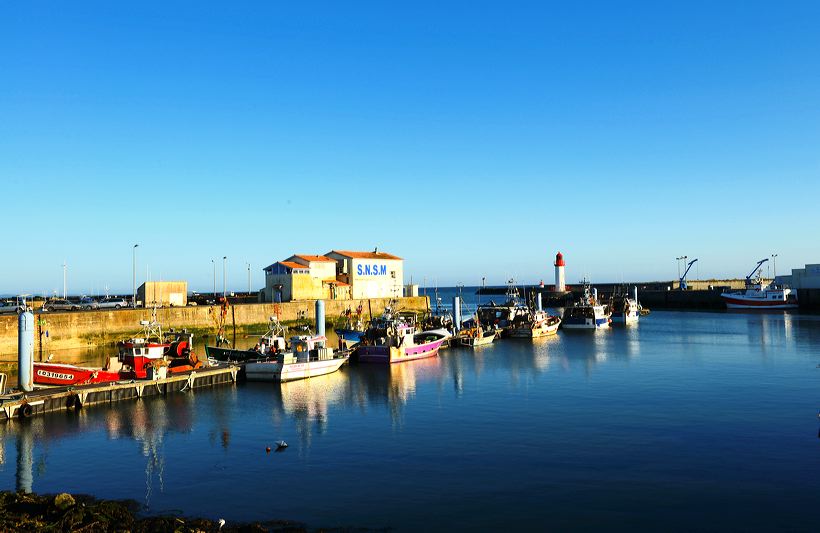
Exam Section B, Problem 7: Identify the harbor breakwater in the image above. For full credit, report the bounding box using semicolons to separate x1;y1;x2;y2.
0;296;429;361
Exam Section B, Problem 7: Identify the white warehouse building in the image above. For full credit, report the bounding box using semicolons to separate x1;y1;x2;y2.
325;250;404;300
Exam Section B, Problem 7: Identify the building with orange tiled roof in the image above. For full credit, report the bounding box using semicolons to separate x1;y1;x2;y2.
263;248;403;302
263;254;351;302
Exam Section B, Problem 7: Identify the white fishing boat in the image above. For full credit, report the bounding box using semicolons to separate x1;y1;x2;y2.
561;281;611;329
610;288;640;325
458;326;497;347
720;259;798;309
507;309;561;338
245;335;349;382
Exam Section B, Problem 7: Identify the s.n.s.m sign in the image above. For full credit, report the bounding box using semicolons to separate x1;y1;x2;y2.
357;263;388;276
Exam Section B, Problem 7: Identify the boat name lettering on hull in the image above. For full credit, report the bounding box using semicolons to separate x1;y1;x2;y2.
36;370;75;381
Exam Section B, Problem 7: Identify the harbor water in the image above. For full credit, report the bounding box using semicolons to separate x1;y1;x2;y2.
1;308;819;530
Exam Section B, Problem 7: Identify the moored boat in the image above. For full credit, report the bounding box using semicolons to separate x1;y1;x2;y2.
610;289;640;325
720;259;798;309
458;326;497;347
334;304;366;343
245;335;349;382
561;281;611;329
205;316;289;363
507;310;561;338
117;313;203;379
33;362;121;386
356;314;446;363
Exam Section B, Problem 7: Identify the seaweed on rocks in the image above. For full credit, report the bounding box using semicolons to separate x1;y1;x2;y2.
0;491;311;532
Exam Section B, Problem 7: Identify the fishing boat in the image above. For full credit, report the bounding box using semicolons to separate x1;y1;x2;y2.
476;281;530;334
34;313;202;386
205;316;289;363
33;361;121;386
245;335;349;382
356;313;447;363
334;304;367;343
117;314;203;379
720;259;798;309
507;310;561;338
610;288;640;324
458;325;497;347
561;282;611;329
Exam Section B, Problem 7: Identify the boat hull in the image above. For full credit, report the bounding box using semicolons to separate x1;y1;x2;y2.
33;363;121;386
459;333;496;347
205;345;263;363
334;328;365;342
561;317;610;329
507;321;560;338
720;295;798;309
245;356;348;382
357;338;445;363
611;312;640;324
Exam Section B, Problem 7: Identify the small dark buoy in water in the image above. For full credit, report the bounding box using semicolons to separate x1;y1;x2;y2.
265;446;271;453
275;440;288;451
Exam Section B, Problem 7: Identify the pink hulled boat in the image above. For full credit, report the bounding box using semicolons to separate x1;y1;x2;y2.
356;311;448;364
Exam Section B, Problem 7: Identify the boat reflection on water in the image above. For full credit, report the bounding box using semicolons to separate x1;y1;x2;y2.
270;370;352;447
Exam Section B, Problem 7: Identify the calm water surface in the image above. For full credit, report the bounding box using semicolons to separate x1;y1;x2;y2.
1;310;819;531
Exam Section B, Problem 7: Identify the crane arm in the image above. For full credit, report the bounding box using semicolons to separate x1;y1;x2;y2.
681;259;698;281
746;259;768;281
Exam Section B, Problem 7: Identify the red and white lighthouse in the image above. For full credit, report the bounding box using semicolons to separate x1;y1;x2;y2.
554;252;566;292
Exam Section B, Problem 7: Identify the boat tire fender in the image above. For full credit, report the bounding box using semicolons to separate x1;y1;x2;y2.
18;403;33;419
66;394;82;411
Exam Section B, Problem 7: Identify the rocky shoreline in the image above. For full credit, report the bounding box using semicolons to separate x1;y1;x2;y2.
0;491;309;532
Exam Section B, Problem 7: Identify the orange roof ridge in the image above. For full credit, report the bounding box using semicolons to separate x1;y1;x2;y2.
292;254;335;262
328;250;402;260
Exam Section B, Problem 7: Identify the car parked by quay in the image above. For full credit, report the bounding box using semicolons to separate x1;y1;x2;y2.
98;297;131;309
41;299;81;312
79;297;100;310
0;301;25;314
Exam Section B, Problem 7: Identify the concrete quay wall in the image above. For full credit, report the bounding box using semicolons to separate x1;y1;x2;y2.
637;289;726;309
0;296;429;361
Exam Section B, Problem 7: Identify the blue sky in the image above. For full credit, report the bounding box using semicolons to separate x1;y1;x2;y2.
1;1;818;295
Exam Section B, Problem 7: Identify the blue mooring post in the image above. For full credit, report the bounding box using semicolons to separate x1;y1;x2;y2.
536;292;543;312
315;299;325;339
452;296;461;333
18;310;34;392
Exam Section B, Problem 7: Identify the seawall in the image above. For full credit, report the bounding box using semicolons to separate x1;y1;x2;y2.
0;296;429;361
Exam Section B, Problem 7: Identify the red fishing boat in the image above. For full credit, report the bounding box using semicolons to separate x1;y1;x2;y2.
33;312;203;386
33;362;121;386
117;317;202;379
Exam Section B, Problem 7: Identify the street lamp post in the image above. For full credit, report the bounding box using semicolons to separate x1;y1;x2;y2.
132;244;139;306
211;259;216;299
772;254;778;279
247;263;251;294
63;261;67;299
222;256;227;298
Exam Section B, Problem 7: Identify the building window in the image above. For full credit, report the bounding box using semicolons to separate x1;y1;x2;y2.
391;271;396;278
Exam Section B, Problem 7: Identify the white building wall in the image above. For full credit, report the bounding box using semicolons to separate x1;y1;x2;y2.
348;258;403;299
